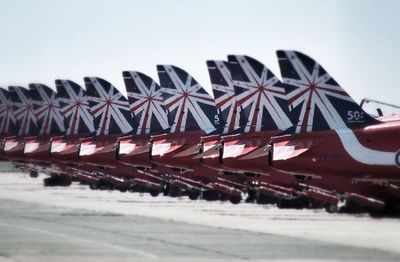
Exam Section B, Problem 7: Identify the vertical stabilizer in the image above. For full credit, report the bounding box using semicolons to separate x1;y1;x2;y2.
0;88;17;136
157;65;219;134
228;55;292;133
8;86;38;136
277;50;378;133
84;77;135;136
55;80;95;135
207;60;242;133
29;84;65;136
123;71;169;135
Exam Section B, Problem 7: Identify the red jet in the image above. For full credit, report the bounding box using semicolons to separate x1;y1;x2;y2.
270;50;400;213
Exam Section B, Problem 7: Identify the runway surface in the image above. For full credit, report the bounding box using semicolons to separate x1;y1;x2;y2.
0;172;399;261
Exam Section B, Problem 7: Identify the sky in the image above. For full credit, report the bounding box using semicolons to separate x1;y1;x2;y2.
0;0;399;105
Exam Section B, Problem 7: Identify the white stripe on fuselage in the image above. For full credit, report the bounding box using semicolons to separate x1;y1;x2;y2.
335;128;397;166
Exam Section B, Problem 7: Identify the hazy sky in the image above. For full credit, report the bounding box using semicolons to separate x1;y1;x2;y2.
0;0;399;105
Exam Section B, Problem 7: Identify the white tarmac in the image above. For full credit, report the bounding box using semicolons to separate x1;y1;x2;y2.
0;172;399;261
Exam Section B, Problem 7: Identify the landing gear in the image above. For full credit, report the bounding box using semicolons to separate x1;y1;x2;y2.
338;199;365;214
29;171;39;178
325;203;339;213
219;193;230;202
167;183;182;197
162;183;170;196
188;189;200;200
256;193;278;205
202;190;219;201
229;195;241;204
277;196;311;209
149;189;160;197
245;189;257;203
88;179;114;190
43;175;72;187
381;202;400;217
117;186;128;193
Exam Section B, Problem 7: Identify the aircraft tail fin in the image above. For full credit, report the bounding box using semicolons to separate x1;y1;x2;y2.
277;50;379;133
8;86;38;136
206;60;242;133
123;71;170;135
157;65;220;134
84;77;135;136
55;80;95;135
0;88;17;136
29;84;65;136
227;55;293;133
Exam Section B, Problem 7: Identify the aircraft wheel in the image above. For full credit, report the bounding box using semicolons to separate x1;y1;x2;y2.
149;189;159;197
168;184;182;197
89;183;98;190
118;187;128;193
128;183;138;192
325;203;338;213
29;171;39;178
60;176;72;187
256;193;277;205
338;199;363;214
229;195;241;204
43;177;54;187
377;202;400;217
277;197;304;209
188;190;200;200
219;193;230;202
202;190;219;201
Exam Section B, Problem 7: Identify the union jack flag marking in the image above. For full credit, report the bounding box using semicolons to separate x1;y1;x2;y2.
56;80;95;135
85;77;134;136
228;55;292;133
0;88;17;136
157;65;218;134
124;71;169;135
8;86;38;136
207;60;240;133
277;50;360;133
30;84;65;135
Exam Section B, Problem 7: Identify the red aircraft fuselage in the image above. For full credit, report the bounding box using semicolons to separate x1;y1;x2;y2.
271;121;400;201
